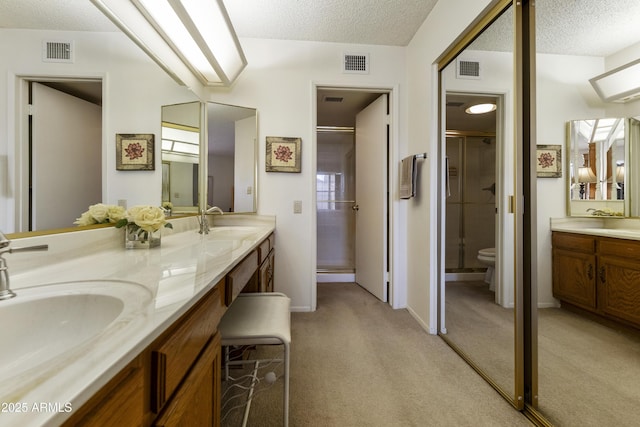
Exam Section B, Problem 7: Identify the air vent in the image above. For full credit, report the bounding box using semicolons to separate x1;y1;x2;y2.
446;101;465;107
323;96;344;103
42;40;74;63
343;53;369;74
456;59;480;79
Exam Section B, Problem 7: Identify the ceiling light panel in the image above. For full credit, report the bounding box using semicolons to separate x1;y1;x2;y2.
590;58;640;103
90;0;246;88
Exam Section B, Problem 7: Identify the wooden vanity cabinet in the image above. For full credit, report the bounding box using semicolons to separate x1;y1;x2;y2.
552;232;597;310
63;232;274;426
150;280;225;423
62;356;144;426
597;238;640;327
552;231;640;329
152;333;221;427
259;233;275;292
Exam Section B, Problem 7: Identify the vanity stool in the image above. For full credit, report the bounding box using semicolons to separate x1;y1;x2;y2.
219;292;291;427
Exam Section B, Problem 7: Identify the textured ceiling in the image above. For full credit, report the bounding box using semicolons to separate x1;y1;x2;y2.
2;0;640;54
471;0;640;56
0;0;117;32
224;0;438;46
0;0;438;46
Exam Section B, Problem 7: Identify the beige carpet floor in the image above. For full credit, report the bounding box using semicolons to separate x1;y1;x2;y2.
222;282;531;426
444;280;640;427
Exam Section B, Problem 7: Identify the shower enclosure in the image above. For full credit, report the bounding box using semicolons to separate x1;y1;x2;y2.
316;127;356;273
445;133;496;277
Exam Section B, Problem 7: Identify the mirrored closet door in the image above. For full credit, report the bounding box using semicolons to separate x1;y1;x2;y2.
438;1;521;408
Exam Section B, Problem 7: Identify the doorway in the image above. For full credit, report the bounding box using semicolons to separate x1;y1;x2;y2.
17;77;102;232
315;87;390;303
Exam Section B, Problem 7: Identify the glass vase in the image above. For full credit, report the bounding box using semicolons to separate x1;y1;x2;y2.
124;223;161;249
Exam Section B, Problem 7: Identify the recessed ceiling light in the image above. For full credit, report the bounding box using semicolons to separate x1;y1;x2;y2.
465;103;497;114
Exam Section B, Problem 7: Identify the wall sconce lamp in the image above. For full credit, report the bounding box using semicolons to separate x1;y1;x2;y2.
91;0;247;88
590;58;640;103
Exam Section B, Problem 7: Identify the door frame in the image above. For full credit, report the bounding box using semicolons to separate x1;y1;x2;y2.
311;82;402;311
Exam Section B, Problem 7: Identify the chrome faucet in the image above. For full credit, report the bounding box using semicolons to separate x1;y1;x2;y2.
198;206;224;234
0;230;49;300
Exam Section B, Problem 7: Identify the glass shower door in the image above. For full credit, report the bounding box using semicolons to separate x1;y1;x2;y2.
316;129;356;272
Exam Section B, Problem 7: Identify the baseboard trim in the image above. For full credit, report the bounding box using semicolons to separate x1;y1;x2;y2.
316;273;355;283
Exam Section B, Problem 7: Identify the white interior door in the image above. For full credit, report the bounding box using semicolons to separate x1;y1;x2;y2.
32;82;102;230
355;94;388;301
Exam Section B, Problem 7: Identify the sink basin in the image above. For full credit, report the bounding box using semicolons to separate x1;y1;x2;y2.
208;225;262;238
204;239;242;256
204;226;264;256
0;280;152;379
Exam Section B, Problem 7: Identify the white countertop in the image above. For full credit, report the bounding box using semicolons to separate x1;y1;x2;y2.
550;217;640;241
0;215;275;427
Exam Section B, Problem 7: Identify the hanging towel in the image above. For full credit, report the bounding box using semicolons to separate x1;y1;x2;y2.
400;155;417;199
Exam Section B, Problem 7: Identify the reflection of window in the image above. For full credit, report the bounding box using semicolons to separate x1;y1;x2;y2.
161;123;199;157
317;173;343;210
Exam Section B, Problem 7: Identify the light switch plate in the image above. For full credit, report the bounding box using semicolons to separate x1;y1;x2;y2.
293;200;302;214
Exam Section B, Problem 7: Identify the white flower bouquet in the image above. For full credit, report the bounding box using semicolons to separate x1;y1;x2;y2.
74;203;126;226
115;205;173;245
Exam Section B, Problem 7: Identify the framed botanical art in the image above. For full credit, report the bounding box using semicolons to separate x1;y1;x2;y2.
266;136;301;173
116;133;154;171
536;144;562;178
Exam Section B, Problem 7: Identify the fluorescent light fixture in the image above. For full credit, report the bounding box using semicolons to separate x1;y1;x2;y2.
465;103;497;114
162;124;200;156
590;58;640;103
91;0;246;87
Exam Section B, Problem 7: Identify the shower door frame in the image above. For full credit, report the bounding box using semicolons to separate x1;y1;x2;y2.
444;130;498;281
316;125;357;276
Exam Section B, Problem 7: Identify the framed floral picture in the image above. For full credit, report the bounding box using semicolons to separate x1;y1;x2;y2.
266;136;301;173
536;144;562;178
116;134;154;171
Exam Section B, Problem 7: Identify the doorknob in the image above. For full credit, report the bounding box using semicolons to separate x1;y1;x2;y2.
352;204;359;211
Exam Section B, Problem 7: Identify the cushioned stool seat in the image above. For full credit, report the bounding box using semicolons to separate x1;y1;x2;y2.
219;292;291;426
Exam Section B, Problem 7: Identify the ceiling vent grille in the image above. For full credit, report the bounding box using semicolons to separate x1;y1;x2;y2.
323;96;344;103
343;53;369;74
456;59;480;79
42;41;74;63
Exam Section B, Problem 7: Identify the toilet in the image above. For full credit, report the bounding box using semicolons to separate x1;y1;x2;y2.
477;247;495;291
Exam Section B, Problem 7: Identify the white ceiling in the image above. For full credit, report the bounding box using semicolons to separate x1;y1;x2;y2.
0;0;438;46
2;0;640;54
3;0;640;127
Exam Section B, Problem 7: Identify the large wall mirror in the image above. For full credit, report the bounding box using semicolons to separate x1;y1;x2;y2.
161;101;258;214
439;1;519;409
161;102;202;213
567;118;627;217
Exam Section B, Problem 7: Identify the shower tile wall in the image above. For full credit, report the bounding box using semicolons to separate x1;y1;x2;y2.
446;135;496;271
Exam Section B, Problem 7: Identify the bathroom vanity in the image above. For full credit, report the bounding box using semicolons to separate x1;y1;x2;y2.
0;215;275;427
552;228;640;330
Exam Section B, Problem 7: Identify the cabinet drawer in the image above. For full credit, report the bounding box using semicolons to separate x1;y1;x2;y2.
151;282;224;413
552;232;595;253
225;250;258;305
598;237;640;259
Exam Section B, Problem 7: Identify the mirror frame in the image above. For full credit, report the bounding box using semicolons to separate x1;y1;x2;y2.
162;101;259;215
566;118;629;217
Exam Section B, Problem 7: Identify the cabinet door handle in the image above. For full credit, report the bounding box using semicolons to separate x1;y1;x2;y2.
587;264;593;280
599;266;606;284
